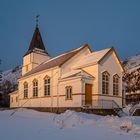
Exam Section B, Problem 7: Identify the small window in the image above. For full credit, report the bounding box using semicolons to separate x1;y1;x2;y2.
24;82;28;98
25;65;28;72
102;71;109;95
11;97;13;103
66;86;72;100
16;97;18;102
113;74;119;96
33;79;38;97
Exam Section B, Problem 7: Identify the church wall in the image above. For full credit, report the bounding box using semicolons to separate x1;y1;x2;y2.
10;71;84;108
23;54;31;66
32;52;50;66
22;54;32;75
17;67;60;108
61;47;91;74
98;51;123;107
22;52;50;75
57;77;82;107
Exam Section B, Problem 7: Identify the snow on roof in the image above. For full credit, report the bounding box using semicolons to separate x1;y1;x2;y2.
73;48;111;69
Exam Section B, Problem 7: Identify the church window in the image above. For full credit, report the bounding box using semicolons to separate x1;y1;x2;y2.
102;71;109;95
33;79;38;97
66;86;72;100
44;77;50;96
25;65;28;72
24;82;28;98
113;74;119;96
16;97;18;102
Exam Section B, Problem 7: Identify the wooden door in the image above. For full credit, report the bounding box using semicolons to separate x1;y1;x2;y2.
85;84;92;105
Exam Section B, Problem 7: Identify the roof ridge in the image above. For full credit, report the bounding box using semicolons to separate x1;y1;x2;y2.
42;44;89;64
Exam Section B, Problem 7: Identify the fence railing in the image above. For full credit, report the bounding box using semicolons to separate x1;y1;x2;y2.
82;99;120;109
129;104;140;115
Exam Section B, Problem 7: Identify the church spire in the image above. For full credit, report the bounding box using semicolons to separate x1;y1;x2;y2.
36;15;40;27
24;18;49;56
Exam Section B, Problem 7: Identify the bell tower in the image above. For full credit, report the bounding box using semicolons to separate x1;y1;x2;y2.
22;25;50;76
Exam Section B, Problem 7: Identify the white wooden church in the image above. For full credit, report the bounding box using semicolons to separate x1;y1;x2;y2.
10;25;124;113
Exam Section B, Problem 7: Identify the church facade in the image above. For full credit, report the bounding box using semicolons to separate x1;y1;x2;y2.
10;25;124;112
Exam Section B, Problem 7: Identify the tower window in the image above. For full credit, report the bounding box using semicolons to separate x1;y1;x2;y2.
25;65;28;72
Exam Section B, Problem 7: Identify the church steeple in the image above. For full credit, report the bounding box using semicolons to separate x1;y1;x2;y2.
22;24;50;76
24;26;48;56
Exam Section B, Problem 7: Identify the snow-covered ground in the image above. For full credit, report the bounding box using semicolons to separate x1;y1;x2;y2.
0;109;140;140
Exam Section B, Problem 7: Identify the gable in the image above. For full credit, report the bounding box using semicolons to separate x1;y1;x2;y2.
61;45;92;74
99;48;124;72
72;48;111;69
99;50;124;73
73;47;124;72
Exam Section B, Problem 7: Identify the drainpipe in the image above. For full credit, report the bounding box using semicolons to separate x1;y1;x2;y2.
81;77;84;107
56;80;60;113
51;70;53;112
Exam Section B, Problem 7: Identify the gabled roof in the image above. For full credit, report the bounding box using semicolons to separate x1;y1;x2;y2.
24;26;48;56
21;44;91;78
73;47;124;71
73;48;111;69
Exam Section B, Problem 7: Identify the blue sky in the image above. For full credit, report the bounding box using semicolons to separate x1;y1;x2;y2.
0;0;140;70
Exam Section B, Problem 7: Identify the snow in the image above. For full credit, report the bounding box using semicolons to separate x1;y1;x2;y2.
1;66;21;85
0;108;140;140
124;53;140;71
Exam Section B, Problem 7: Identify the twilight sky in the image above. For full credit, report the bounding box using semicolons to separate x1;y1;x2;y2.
0;0;140;70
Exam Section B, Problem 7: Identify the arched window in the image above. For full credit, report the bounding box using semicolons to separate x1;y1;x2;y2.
66;86;72;100
44;77;50;96
102;71;109;95
113;74;119;96
33;79;38;97
24;82;28;98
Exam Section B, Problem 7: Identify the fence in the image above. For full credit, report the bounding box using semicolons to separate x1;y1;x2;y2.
82;99;120;109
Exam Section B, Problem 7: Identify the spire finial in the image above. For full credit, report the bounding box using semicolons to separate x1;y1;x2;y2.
36;15;40;27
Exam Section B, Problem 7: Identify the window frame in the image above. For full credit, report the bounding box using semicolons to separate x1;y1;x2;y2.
33;79;38;97
113;74;120;96
65;86;72;100
44;76;51;96
24;82;28;98
11;97;13;103
102;71;110;95
16;96;18;102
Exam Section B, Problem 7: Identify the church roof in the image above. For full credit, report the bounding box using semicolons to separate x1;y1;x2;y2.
24;26;48;56
73;48;111;69
73;47;124;71
22;44;91;78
